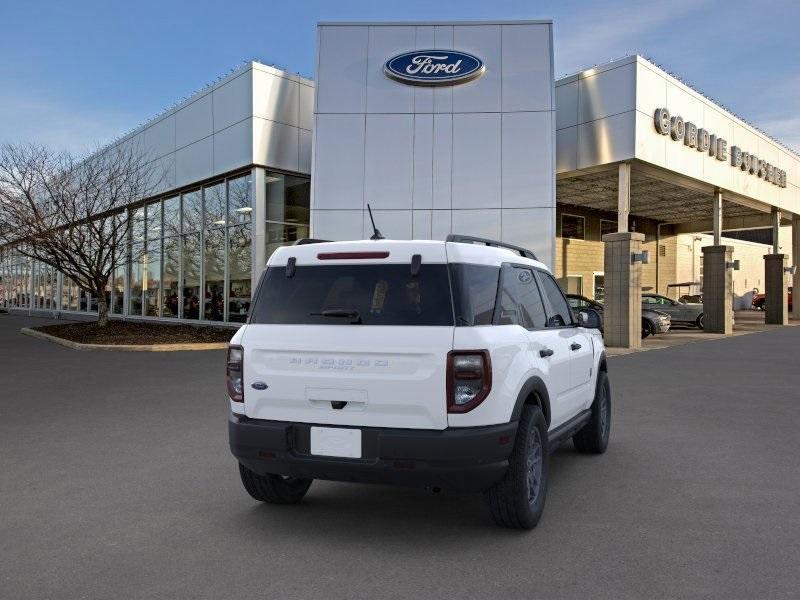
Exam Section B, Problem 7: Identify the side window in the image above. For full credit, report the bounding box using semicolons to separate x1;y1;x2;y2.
643;296;657;305
496;266;547;330
537;271;574;328
449;264;500;326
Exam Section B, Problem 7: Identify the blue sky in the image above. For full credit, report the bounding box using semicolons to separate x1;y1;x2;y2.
1;0;798;153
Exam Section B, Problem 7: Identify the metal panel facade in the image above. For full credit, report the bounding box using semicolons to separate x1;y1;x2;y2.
555;55;800;216
312;21;557;267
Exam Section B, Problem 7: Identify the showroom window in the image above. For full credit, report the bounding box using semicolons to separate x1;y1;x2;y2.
561;214;585;240
266;173;310;258
2;169;308;323
600;219;616;238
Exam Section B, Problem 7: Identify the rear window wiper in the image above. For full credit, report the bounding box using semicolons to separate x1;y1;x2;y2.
310;309;362;324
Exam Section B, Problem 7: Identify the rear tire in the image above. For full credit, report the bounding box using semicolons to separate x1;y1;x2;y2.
484;404;549;529
696;314;705;329
573;371;611;454
641;319;654;338
238;463;312;504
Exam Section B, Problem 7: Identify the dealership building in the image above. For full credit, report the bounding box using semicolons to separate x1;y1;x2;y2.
2;20;799;347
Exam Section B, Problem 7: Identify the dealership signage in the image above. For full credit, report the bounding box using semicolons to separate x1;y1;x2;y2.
384;50;484;86
654;108;787;188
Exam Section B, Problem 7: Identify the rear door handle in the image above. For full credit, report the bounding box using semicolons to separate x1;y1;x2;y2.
570;342;582;351
539;348;554;358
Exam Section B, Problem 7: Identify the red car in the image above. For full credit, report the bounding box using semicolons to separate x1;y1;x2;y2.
752;287;793;311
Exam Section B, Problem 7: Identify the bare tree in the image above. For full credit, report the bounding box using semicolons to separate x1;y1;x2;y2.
0;142;163;326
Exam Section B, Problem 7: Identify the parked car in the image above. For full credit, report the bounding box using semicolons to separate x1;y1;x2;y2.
567;294;671;338
752;287;792;311
642;293;704;328
228;236;611;529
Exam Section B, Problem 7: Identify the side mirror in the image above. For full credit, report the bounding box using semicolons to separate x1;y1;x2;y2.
578;309;602;330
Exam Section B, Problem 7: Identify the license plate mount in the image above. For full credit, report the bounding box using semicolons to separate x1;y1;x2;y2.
309;426;362;459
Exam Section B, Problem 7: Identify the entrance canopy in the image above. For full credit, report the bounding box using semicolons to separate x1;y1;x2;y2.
557;163;793;232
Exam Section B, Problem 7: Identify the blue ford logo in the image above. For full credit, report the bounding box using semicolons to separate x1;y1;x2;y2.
384;50;485;86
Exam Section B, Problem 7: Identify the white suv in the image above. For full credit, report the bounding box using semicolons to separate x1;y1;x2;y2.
227;235;610;529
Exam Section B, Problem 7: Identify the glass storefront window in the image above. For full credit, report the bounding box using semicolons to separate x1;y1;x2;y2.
129;243;144;316
228;225;251;323
228;175;251;225
163;196;180;237
181;233;201;319
144;240;161;317
162;237;179;318
204;182;226;229
266;222;309;259
265;173;310;225
146;201;162;240
203;228;225;321
131;208;145;244
182;189;201;234
43;267;51;309
61;276;69;311
69;280;79;311
112;265;124;315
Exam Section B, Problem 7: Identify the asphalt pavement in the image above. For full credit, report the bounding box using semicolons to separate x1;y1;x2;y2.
1;312;799;599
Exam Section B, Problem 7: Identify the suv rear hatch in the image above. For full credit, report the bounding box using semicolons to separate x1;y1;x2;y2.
241;242;454;430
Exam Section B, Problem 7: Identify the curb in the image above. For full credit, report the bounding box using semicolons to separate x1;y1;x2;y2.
20;328;229;352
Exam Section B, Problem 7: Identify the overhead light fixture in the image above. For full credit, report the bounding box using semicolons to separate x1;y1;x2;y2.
213;219;227;225
235;207;252;213
264;176;281;184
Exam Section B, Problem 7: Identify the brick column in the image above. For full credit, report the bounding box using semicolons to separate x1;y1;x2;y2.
602;232;644;348
764;253;789;325
701;246;733;334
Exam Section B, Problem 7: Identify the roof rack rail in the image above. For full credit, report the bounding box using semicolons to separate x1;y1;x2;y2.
294;238;332;245
445;234;537;260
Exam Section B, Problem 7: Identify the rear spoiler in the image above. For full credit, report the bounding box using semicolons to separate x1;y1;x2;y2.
294;238;332;245
446;234;537;260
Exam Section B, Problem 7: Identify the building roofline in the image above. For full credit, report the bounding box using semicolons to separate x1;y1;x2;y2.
87;60;313;161
317;20;553;26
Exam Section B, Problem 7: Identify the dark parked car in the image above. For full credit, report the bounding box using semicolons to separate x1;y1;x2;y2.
642;293;704;328
567;294;671;338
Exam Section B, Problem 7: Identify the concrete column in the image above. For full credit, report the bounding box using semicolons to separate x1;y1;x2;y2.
602;231;644;348
764;253;789;325
793;216;800;321
772;208;781;254
712;189;723;246
617;163;631;233
251;167;268;282
701;246;733;334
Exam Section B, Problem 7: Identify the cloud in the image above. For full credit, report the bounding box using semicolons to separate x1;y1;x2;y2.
0;89;138;155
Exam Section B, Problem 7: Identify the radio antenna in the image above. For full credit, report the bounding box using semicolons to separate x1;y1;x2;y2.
367;204;384;240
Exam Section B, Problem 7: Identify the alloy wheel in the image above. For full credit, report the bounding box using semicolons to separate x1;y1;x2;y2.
526;428;543;504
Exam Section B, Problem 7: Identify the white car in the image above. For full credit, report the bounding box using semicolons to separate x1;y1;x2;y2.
227;235;611;529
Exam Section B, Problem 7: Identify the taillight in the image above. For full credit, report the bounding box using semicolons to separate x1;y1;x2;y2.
226;345;244;402
447;350;492;413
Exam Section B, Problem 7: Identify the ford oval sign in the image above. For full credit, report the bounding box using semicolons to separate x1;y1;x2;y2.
384;50;485;86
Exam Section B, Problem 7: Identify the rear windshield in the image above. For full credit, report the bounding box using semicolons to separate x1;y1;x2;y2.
250;264;454;326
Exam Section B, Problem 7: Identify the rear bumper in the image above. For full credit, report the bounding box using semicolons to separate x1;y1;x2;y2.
229;413;518;493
